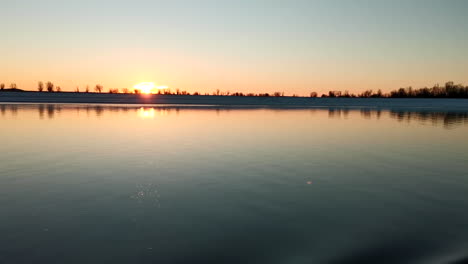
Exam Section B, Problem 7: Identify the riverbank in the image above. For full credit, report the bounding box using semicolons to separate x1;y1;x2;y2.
2;91;468;111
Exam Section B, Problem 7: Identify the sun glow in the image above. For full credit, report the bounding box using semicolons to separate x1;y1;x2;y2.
134;82;156;94
133;82;169;94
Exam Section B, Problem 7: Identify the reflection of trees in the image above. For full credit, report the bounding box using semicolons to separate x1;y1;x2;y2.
10;105;18;115
39;104;45;119
389;111;468;129
359;109;382;119
328;108;338;118
94;106;103;117
47;105;55;119
330;108;468;128
361;109;372;119
328;108;350;119
0;105;467;130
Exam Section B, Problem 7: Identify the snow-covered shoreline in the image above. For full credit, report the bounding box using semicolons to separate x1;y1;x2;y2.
2;92;468;111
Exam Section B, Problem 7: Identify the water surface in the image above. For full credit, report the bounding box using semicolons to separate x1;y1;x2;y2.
1;104;468;264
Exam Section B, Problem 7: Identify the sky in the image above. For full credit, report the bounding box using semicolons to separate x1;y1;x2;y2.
1;0;468;95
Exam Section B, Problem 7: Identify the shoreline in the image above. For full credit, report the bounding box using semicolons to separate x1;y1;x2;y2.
2;91;468;111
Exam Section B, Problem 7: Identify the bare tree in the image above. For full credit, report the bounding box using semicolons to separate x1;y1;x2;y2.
46;82;54;92
122;88;129;94
360;90;373;98
376;89;383;97
56;86;61;92
10;83;17;89
95;84;103;93
75;86;80;92
38;81;44;92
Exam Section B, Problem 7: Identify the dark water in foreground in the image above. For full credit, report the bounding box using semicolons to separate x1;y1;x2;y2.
1;104;468;264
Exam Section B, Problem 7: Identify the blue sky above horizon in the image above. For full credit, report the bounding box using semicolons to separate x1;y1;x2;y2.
2;0;468;95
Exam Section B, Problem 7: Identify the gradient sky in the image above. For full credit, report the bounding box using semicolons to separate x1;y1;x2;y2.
2;0;468;95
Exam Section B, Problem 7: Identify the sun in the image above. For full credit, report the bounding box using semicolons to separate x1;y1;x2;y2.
133;82;169;94
134;82;156;94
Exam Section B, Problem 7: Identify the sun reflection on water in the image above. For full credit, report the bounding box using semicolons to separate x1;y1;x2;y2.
138;107;156;118
137;107;172;118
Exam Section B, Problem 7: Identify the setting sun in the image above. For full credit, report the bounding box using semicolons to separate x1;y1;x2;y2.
133;82;169;94
134;82;155;94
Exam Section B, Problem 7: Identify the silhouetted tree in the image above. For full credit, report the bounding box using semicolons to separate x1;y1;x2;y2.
406;86;413;97
310;92;318;97
0;83;4;90
46;82;54;92
85;85;89;93
375;89;383;97
75;86;80;92
10;83;17;89
38;81;44;92
56;86;61;92
122;88;129;94
95;84;103;93
360;90;373;98
390;88;402;97
328;91;341;97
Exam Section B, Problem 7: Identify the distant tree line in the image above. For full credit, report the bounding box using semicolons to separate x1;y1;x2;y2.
32;82;103;93
319;89;383;98
388;82;468;98
316;82;468;98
